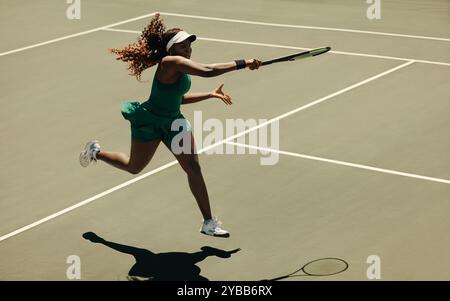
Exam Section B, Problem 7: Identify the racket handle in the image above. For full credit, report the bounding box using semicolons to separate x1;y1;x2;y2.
262;275;289;281
262;57;296;66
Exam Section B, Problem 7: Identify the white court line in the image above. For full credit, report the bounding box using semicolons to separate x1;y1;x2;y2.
158;11;450;42
103;28;142;34
226;142;450;185
191;37;450;67
0;12;155;57
0;61;414;243
0;161;179;243
203;61;415;150
102;28;450;67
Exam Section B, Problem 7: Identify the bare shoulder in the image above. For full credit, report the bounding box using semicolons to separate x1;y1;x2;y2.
161;55;189;67
160;55;209;77
157;56;183;83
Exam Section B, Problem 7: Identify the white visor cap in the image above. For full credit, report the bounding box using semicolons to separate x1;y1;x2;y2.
166;31;197;52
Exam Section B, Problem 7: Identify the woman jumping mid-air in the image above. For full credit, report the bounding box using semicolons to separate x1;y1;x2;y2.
79;14;262;238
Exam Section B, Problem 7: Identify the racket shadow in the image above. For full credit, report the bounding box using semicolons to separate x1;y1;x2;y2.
262;257;349;281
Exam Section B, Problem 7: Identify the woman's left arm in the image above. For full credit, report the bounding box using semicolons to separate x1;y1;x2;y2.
182;92;213;104
182;83;232;105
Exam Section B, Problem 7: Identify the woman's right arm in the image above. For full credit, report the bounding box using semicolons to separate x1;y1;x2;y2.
161;56;261;77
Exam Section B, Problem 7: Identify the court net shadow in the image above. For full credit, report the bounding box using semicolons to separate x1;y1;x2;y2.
82;232;240;281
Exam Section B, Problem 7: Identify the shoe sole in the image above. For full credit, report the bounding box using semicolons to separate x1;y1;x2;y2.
200;231;230;238
79;140;99;167
79;150;90;167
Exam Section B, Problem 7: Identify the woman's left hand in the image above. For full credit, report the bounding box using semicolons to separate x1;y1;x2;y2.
211;83;232;105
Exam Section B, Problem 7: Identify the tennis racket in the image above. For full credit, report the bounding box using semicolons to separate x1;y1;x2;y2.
263;257;348;281
262;46;331;66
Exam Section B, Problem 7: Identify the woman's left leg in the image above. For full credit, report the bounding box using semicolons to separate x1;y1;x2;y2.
165;133;212;220
165;124;229;237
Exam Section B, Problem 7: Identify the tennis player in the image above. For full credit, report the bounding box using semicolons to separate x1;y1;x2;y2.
79;14;262;237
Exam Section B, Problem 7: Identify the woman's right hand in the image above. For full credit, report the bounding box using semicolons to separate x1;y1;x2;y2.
246;59;262;70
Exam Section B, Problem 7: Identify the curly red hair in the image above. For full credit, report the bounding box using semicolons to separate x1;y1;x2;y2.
109;13;181;81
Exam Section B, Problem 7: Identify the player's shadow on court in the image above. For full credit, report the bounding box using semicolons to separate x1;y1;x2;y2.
82;232;240;281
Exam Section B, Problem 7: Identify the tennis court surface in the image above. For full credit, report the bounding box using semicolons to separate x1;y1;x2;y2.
0;0;449;280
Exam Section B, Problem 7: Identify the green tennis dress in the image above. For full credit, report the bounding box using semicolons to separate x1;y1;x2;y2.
121;73;192;146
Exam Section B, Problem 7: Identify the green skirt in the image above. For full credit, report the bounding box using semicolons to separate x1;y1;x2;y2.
121;101;192;146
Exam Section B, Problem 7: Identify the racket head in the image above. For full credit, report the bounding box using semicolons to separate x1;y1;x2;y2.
311;46;331;56
300;257;349;276
262;46;331;66
262;257;348;281
291;46;331;61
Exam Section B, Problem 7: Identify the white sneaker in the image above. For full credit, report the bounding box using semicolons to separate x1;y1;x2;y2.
200;217;230;238
79;140;101;167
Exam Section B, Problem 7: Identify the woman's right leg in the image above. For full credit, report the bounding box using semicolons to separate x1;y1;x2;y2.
97;139;161;174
